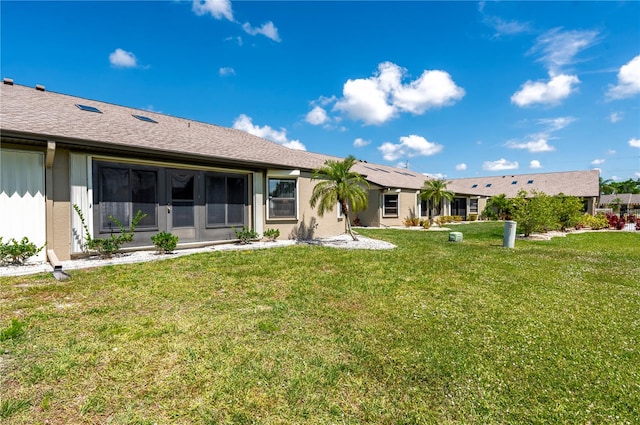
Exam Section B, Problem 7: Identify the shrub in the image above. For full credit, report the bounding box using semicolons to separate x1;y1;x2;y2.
234;226;259;244
468;214;478;221
263;228;280;242
73;204;147;258
402;216;420;227
420;219;431;229
511;190;556;237
151;232;179;254
578;213;609;230
0;237;45;265
553;194;584;231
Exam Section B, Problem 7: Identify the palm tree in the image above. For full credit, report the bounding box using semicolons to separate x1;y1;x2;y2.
419;178;454;222
310;155;369;241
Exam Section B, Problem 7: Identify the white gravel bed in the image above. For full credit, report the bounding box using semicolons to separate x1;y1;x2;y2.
0;235;394;278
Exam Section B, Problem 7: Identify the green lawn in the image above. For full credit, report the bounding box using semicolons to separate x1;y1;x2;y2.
1;223;639;424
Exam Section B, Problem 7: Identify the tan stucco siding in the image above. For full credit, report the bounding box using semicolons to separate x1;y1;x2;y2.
51;148;72;260
379;190;419;227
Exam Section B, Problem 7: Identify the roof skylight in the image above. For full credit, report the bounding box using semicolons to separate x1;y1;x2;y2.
485;183;492;187
133;114;158;124
527;180;534;184
512;181;517;184
471;184;478;188
75;104;101;113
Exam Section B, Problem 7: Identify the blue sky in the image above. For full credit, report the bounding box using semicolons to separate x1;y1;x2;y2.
2;1;639;180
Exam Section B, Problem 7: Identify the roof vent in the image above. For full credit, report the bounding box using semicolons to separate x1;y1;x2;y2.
3;78;14;85
35;84;45;92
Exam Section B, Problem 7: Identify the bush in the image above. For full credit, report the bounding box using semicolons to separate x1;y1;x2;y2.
468;214;478;221
403;216;420;227
420;219;431;229
151;232;179;254
0;237;45;265
234;226;259;244
553;194;585;231
578;213;609;230
511;190;556;237
263;228;280;242
73;204;146;258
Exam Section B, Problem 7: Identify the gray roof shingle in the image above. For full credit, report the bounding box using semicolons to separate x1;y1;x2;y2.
448;170;600;198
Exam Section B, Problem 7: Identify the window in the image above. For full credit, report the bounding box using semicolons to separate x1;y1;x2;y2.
205;173;246;226
268;178;296;218
132;114;158;123
99;165;157;231
76;104;101;113
383;194;398;217
469;199;479;214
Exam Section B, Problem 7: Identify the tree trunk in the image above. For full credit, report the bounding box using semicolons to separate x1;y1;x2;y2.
341;200;358;241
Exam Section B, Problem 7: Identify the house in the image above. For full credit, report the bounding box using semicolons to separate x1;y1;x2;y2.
598;194;640;215
0;80;601;267
446;171;601;219
0;80;429;264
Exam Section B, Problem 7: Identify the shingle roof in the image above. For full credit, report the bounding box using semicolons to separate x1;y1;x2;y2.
599;194;640;206
448;170;600;198
1;82;430;189
0;83;328;170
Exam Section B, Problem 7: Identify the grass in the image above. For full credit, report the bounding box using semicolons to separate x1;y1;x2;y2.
0;222;638;424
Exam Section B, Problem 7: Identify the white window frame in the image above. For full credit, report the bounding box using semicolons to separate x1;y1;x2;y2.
382;193;399;218
266;169;300;220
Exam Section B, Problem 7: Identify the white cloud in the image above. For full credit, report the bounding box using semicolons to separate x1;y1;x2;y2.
530;28;599;74
529;160;542;169
334;62;464;125
192;0;233;21
225;36;243;46
610;112;623;123
378;134;443;162
353;138;371;148
232;114;306;151
607;55;640;100
511;73;579;107
607;149;616;155
242;21;281;42
482;158;519;171
219;67;235;77
305;106;329;126
392;69;466;114
591;159;605;165
425;172;447;179
485;16;530;37
506;135;555;153
629;138;640;148
455;163;467;171
538;116;575;131
109;48;137;68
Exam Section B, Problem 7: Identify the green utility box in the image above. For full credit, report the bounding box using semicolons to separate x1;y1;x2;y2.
448;232;463;242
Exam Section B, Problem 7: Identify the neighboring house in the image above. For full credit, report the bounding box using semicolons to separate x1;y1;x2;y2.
598;194;640;214
447;170;601;219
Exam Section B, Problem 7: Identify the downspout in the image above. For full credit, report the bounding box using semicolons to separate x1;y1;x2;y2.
45;141;69;279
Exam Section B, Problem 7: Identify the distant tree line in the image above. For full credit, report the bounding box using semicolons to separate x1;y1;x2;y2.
599;178;640;195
